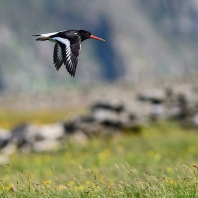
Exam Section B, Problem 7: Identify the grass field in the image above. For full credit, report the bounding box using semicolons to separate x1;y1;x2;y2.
0;117;198;197
0;108;85;129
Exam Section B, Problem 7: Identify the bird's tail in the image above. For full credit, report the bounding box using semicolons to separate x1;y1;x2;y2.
32;35;48;41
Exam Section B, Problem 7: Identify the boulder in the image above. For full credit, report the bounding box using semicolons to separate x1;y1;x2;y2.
10;123;39;148
91;100;124;113
33;140;61;152
192;114;198;128
138;89;165;104
69;130;88;144
63;116;86;134
1;143;16;156
36;123;65;141
91;108;121;123
0;128;11;149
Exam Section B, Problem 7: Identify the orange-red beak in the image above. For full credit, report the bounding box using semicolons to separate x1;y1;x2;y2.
90;35;105;42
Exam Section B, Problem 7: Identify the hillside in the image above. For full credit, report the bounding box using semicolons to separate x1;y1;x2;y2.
0;0;198;91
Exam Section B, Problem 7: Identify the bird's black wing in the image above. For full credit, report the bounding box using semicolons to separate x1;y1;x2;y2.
66;40;81;76
53;42;64;71
53;37;81;77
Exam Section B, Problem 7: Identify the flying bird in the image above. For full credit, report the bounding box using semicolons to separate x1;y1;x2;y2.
33;29;105;77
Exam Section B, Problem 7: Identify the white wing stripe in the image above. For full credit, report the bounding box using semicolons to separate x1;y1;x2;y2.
53;37;70;47
40;32;59;37
65;47;72;65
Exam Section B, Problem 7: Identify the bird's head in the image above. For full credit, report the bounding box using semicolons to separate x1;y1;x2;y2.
78;30;105;42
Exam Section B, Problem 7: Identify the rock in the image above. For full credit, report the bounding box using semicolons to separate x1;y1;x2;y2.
64;115;112;135
91;108;121;123
138;89;165;104
150;104;165;120
33;140;61;152
64;116;85;134
91;100;124;113
36;123;65;141
10;123;39;149
0;128;11;149
76;116;103;134
1;143;16;156
24;124;40;144
91;100;126;129
126;101;153;118
122;111;148;132
10;123;25;146
70;130;88;144
2;83;198;154
192;114;198;127
165;106;181;120
29;123;65;152
10;123;65;152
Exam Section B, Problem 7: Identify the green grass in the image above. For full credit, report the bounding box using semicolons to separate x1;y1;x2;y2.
0;121;198;197
0;108;85;129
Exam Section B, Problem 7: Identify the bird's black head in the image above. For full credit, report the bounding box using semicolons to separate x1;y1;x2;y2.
78;30;105;42
78;30;91;42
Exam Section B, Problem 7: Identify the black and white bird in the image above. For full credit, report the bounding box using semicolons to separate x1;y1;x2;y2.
33;29;105;77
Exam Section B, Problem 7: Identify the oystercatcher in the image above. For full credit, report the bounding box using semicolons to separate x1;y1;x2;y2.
33;30;105;77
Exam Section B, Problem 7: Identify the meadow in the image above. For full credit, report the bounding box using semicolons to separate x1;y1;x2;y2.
0;113;198;197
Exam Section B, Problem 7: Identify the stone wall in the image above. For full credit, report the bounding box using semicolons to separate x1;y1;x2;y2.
0;84;198;163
